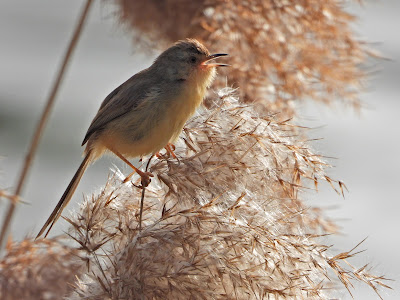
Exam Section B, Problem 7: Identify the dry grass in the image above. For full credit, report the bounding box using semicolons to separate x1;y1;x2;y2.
114;0;376;114
0;238;83;300
0;89;391;299
68;90;391;298
0;1;392;299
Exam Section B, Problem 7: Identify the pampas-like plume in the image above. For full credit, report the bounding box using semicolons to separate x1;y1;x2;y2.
63;89;389;299
114;0;373;112
0;1;390;299
0;238;83;300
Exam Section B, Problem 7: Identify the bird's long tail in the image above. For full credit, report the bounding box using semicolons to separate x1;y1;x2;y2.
36;150;93;239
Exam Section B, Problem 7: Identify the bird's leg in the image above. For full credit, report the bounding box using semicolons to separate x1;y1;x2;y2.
165;143;177;159
155;152;164;159
110;149;153;187
154;143;177;160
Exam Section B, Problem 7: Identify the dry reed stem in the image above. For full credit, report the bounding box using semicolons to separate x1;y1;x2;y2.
0;0;94;249
0;189;21;205
113;0;375;114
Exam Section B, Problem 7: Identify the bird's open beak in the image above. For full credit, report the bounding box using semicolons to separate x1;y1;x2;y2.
203;53;229;67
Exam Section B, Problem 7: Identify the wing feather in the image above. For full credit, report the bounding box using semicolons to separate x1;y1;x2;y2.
82;68;157;145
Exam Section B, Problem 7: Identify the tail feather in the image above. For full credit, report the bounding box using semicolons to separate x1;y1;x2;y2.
36;151;92;239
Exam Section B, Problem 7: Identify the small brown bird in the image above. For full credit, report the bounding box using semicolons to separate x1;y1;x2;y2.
36;39;228;238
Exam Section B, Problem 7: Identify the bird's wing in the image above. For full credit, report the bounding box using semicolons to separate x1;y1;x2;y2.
82;70;156;146
98;84;123;111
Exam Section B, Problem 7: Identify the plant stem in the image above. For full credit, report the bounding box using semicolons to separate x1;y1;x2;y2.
0;0;94;249
139;155;154;231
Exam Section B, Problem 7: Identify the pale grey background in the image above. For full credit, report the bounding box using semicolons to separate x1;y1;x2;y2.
0;1;399;299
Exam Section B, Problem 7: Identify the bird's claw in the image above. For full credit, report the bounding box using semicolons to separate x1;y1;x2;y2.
155;143;178;160
123;170;154;186
140;172;153;188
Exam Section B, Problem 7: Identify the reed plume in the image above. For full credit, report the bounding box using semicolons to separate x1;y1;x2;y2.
62;89;388;299
0;1;392;299
0;238;83;300
114;0;375;114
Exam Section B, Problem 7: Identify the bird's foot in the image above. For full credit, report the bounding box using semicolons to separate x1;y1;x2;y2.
139;171;153;187
155;143;178;160
123;169;153;187
165;143;177;159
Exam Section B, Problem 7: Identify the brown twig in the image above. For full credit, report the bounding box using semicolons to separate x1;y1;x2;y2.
139;154;154;231
0;0;94;249
0;189;21;205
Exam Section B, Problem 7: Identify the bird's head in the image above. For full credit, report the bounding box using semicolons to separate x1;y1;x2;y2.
153;39;228;87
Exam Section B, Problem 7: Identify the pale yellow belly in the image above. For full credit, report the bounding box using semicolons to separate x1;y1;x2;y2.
90;82;205;160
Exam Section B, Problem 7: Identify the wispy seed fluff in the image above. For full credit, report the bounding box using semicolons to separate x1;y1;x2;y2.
114;0;376;112
64;88;389;299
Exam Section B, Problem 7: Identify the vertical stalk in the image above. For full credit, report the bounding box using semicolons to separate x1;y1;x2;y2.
0;0;94;248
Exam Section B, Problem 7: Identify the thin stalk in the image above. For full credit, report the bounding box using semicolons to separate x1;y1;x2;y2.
139;155;154;231
0;0;94;249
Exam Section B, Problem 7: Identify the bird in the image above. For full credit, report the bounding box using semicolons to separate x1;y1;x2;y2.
36;39;228;238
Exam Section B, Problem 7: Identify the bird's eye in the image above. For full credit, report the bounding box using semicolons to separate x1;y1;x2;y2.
190;56;197;63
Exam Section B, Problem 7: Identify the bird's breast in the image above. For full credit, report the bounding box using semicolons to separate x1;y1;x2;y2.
98;81;207;158
166;81;206;139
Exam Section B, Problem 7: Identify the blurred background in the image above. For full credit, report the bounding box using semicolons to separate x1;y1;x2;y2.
0;1;399;298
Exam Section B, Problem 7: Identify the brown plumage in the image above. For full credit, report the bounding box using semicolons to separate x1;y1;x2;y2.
36;39;227;238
